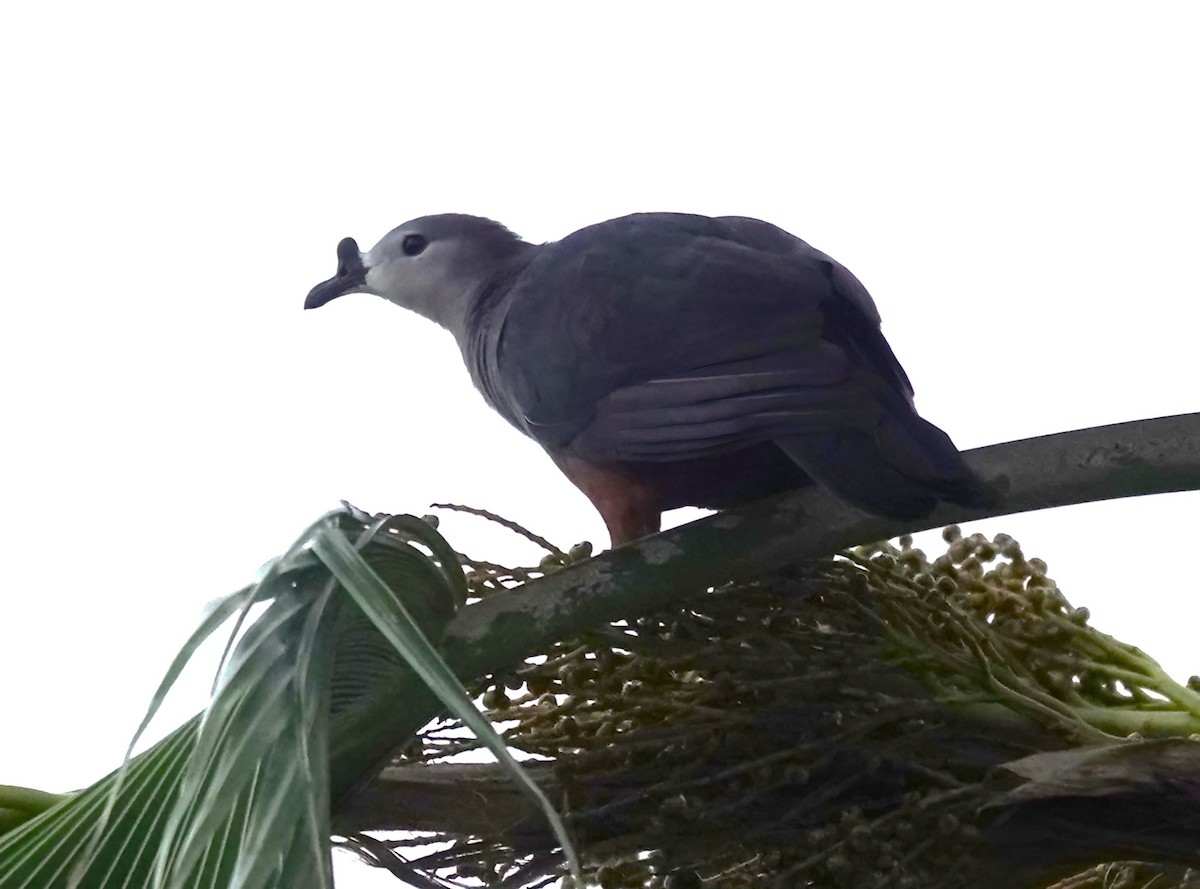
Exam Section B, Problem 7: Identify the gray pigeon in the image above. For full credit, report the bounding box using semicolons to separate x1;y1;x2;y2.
306;213;993;544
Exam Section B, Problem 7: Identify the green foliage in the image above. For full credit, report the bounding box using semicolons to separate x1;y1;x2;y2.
0;508;469;889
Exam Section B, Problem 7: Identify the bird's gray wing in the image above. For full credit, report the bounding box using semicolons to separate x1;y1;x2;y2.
559;345;882;461
715;215;916;401
488;213;909;460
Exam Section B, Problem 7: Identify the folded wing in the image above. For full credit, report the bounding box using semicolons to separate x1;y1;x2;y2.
487;213;989;519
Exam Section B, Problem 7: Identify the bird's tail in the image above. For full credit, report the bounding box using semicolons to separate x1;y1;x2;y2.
776;412;996;521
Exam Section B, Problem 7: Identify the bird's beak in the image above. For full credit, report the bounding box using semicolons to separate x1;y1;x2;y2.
304;236;367;309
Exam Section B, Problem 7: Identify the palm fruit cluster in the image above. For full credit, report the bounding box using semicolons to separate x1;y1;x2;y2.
396;525;1200;889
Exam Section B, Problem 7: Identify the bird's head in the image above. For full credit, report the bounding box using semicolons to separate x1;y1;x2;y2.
304;214;529;335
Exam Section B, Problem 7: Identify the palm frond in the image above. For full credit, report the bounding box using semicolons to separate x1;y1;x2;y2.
0;508;470;889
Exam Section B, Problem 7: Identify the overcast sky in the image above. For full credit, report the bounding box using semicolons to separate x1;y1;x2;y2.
2;3;1198;886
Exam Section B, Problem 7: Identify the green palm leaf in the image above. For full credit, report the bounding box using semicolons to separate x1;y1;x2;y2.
0;505;550;889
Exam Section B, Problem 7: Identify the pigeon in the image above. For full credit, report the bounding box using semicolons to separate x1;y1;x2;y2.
306;213;993;545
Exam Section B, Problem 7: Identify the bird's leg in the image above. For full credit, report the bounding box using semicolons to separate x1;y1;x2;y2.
548;451;662;547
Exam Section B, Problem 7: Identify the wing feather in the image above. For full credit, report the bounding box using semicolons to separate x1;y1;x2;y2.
481;214;919;464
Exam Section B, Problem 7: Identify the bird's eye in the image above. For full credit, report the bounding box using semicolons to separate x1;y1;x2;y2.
401;234;428;256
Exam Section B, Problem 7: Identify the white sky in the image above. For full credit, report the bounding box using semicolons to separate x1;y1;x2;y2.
2;3;1198;886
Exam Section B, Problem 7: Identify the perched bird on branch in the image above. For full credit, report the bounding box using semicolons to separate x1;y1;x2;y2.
306;213;992;544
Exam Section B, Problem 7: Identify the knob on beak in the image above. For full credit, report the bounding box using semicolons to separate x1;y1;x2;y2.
305;237;367;309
